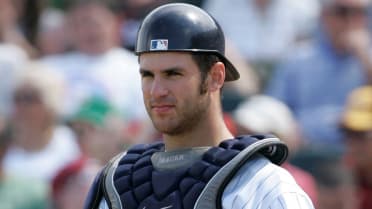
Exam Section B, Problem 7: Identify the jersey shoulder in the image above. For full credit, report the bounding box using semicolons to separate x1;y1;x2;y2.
222;155;314;209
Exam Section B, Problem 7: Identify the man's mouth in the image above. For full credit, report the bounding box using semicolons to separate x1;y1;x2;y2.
151;104;175;114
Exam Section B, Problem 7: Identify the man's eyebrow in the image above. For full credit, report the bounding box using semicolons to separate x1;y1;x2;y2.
163;67;184;73
139;68;153;75
139;67;185;74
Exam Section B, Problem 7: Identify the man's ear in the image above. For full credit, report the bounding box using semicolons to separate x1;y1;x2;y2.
208;62;225;92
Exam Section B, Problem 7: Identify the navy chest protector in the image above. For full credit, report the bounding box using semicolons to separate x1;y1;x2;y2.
84;135;288;209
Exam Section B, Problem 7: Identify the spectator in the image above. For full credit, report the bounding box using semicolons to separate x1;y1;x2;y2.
203;0;320;87
340;85;372;209
0;122;49;209
0;0;42;57
266;0;372;146
41;0;149;127
233;95;318;205
36;8;69;56
114;0;171;50
221;41;261;112
116;0;205;51
0;43;28;116
50;156;101;209
49;96;126;209
3;62;80;182
0;0;29;117
291;147;358;209
69;96;133;165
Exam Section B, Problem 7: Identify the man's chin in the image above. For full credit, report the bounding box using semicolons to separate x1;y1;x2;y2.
153;124;181;136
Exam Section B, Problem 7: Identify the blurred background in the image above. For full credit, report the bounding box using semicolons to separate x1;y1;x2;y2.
0;0;371;208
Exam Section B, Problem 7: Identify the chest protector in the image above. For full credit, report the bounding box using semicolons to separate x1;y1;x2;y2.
84;135;288;209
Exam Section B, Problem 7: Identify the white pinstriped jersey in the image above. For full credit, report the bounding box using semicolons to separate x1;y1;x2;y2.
99;155;314;209
221;155;314;209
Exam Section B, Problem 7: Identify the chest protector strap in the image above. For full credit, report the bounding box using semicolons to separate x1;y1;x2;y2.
194;136;287;209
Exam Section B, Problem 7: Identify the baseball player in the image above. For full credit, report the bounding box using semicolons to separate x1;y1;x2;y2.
84;3;314;209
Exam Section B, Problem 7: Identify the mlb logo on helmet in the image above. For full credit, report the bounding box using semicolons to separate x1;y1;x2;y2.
150;39;168;50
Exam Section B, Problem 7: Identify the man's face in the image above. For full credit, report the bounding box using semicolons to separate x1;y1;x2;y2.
72;120;124;164
344;129;372;171
322;0;369;51
139;52;211;136
12;84;49;130
68;4;117;54
0;0;17;30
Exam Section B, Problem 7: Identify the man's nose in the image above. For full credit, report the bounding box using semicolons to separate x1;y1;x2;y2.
150;77;169;98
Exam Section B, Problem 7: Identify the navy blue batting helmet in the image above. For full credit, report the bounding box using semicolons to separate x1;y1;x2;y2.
135;3;240;81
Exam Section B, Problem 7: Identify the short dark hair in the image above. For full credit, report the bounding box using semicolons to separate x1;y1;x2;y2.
190;52;222;94
191;52;221;82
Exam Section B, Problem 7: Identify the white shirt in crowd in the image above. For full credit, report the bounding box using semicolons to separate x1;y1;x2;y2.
3;125;81;182
41;47;147;121
204;0;319;62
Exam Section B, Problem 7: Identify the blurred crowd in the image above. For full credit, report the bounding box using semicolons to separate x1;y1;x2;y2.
0;0;371;209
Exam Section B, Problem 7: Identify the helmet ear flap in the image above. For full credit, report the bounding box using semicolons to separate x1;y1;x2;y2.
135;3;240;81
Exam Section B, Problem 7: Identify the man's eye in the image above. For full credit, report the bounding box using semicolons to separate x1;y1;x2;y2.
167;71;181;76
141;71;153;78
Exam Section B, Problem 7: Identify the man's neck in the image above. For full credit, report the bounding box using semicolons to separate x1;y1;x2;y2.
162;113;233;151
